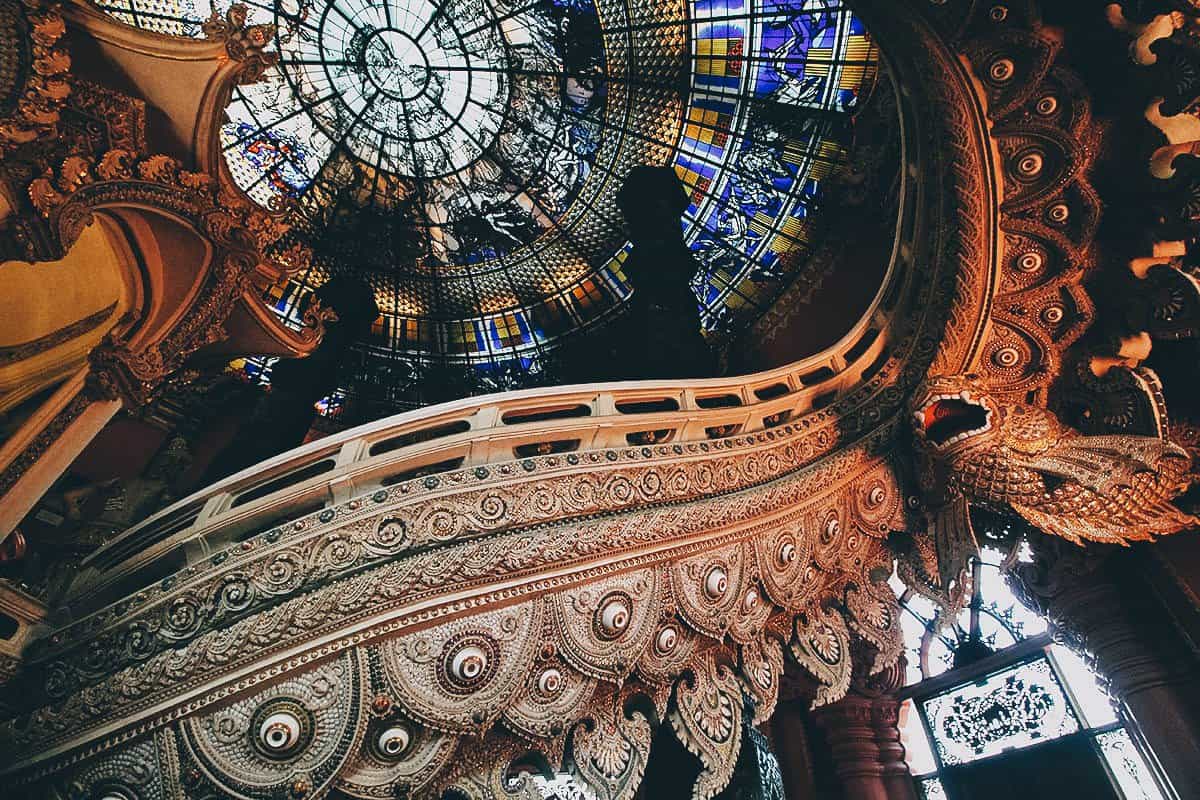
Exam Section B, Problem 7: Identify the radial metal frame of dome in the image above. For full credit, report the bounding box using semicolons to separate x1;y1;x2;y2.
92;0;880;418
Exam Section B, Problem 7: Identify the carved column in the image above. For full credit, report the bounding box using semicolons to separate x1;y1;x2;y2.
873;699;918;800
812;694;916;800
1012;536;1200;794
770;697;820;800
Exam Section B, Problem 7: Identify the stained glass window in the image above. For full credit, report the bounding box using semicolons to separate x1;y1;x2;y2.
91;0;881;421
892;532;1170;800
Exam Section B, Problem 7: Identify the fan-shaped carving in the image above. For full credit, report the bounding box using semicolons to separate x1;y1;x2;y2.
670;542;749;639
754;524;817;611
377;600;543;733
335;721;459;799
549;568;664;682
503;656;599;740
179;651;365;799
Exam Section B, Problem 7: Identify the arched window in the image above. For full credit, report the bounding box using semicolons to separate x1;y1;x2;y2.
891;542;1170;800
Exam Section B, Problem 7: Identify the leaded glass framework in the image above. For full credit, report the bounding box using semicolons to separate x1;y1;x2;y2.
91;0;882;419
893;536;1171;800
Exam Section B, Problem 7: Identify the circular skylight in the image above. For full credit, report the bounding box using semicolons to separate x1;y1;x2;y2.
287;0;514;178
92;0;883;411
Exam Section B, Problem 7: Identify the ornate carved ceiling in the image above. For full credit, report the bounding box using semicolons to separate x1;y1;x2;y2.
2;0;1200;798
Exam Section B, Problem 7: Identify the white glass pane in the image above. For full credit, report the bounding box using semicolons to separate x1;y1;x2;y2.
976;559;1047;640
904;592;939;622
919;777;948;800
976;609;1019;652
1049;643;1118;727
1096;729;1167;800
923;658;1080;765
531;773;598;799
900;698;938;775
900;609;929;685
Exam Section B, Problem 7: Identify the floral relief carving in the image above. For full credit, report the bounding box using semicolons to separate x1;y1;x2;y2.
0;0;70;153
19;148;312;406
1;2;1112;798
201;2;280;85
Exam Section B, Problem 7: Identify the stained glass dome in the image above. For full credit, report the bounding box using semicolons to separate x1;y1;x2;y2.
94;0;882;415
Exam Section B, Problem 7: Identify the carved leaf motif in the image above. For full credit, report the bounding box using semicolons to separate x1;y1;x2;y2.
789;606;852;709
738;637;784;724
670;652;743;800
570;700;652;800
844;579;904;675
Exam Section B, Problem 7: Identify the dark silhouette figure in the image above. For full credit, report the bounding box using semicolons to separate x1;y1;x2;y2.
613;165;716;379
202;276;380;484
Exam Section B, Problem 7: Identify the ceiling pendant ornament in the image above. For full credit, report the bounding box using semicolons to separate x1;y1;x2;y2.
787;604;853;709
844;578;905;676
569;692;653;800
737;636;785;725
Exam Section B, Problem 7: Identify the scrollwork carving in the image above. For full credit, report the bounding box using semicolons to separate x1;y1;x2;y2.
0;0;70;153
789;605;853;709
669;652;744;800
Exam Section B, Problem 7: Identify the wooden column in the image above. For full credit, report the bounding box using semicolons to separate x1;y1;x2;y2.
771;698;821;800
1013;536;1200;796
812;694;918;800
